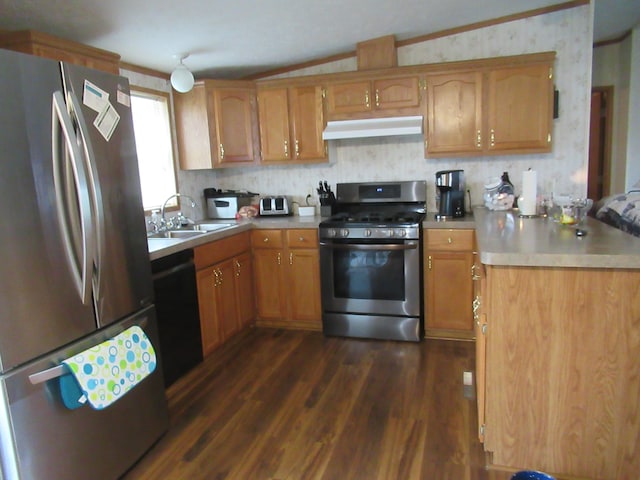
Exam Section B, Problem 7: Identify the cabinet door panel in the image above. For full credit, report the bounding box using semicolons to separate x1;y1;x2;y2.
426;72;482;155
288;249;321;324
326;81;371;115
487;64;552;153
216;259;239;340
196;267;221;355
234;252;255;329
374;76;420;110
214;88;255;164
257;88;291;162
425;251;474;332
289;86;326;160
253;249;286;320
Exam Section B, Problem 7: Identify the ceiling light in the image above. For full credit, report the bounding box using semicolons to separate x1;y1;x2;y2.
170;54;194;93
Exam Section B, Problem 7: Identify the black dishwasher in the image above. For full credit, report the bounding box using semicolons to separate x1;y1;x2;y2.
151;249;203;388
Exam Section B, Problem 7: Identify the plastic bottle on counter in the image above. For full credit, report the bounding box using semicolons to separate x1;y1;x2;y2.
501;171;516;208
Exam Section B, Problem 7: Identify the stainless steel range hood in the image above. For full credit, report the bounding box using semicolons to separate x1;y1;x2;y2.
322;115;423;140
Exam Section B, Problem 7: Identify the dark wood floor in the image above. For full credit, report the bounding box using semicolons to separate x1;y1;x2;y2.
123;328;515;480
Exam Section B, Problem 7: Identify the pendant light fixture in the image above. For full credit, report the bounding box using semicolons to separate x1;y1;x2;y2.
170;54;194;93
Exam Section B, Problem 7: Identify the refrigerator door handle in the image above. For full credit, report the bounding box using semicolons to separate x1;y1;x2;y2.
51;91;95;305
66;91;106;322
28;314;150;385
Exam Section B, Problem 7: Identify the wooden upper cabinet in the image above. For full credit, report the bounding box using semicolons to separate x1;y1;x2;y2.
257;84;326;163
213;87;257;165
487;63;553;154
425;71;483;156
0;30;121;74
326;76;420;119
289;85;326;161
175;80;259;170
424;57;554;157
257;87;291;162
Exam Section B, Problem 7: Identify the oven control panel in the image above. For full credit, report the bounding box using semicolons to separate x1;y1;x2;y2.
320;226;420;240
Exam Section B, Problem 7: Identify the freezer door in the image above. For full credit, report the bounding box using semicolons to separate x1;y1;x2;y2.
0;50;97;373
61;63;154;328
0;306;168;480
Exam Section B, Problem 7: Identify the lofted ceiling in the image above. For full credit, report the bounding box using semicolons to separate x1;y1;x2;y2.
0;0;639;79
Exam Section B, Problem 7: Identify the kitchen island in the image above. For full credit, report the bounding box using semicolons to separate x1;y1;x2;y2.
473;207;640;480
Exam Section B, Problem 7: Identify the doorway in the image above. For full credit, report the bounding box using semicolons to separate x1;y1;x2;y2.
588;87;613;201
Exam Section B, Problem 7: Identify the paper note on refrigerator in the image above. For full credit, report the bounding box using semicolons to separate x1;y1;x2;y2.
94;101;120;141
83;79;109;113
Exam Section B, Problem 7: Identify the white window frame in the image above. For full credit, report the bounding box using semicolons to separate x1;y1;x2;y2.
129;86;178;213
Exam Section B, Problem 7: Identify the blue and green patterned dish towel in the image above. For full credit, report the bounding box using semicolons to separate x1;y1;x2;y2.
59;326;157;410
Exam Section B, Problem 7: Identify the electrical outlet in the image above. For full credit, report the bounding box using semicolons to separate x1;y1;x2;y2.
463;371;473;386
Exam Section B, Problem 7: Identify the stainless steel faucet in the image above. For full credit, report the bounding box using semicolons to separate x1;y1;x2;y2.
160;193;197;229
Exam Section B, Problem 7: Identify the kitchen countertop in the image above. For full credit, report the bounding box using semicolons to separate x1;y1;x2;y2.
474;207;640;269
148;215;323;261
150;209;640;269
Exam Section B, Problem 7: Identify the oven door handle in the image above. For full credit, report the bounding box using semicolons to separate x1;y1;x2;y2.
319;241;418;251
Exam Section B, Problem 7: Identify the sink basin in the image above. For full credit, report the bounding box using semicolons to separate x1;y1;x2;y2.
194;223;233;232
148;230;207;239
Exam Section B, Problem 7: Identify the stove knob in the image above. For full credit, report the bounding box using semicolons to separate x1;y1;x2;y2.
328;229;337;238
364;229;372;237
387;229;395;237
341;229;349;238
397;229;407;237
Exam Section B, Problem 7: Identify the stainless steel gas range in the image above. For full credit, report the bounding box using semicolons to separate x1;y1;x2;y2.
318;180;426;342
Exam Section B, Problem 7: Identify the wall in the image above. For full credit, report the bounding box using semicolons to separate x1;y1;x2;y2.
627;26;640;190
592;34;632;194
174;4;593;218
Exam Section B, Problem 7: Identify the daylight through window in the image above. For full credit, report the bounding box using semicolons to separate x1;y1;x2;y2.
130;88;177;211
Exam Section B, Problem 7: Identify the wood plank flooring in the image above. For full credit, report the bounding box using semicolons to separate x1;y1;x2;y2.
122;328;514;480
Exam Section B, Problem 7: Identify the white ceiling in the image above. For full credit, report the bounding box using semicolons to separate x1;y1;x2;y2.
1;0;639;79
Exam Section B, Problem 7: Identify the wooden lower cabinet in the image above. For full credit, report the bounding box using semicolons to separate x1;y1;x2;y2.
194;232;255;356
479;265;640;479
251;228;321;330
423;228;475;340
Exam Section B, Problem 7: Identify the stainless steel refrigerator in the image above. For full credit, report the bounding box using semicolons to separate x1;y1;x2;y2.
0;49;168;479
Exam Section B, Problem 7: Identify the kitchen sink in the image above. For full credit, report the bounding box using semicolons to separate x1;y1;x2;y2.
148;230;207;239
193;223;233;231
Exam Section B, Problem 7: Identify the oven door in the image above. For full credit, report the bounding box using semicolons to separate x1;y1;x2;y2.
319;238;421;317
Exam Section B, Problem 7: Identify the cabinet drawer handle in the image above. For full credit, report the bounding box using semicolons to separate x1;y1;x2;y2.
219;143;225;159
490;129;495;147
263;237;269;243
235;259;241;277
375;89;380;107
289;252;293;265
284;140;289;156
277;252;281;265
476;130;481;148
365;90;370;108
295;140;300;157
299;236;305;242
448;237;453;244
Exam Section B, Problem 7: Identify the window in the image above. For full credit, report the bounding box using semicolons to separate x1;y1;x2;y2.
130;87;177;212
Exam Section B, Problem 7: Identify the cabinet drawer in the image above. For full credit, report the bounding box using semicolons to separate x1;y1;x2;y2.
425;229;474;251
286;229;318;248
251;229;284;249
194;231;250;269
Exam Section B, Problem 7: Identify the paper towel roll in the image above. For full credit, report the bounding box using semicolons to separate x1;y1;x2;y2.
521;170;537;216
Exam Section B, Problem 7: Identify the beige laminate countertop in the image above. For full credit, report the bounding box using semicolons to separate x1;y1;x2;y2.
474;207;640;269
148;215;323;261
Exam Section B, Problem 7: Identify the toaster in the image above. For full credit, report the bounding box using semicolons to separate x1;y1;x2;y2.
259;196;291;216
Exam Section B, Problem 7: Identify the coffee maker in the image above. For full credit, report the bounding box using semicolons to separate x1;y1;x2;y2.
435;169;465;219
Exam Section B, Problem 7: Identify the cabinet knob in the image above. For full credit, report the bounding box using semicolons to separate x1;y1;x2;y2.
263;237;269;243
447;237;453;244
299;236;305;242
